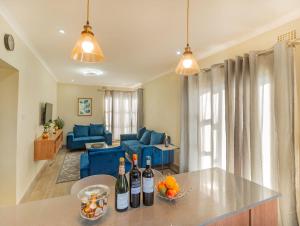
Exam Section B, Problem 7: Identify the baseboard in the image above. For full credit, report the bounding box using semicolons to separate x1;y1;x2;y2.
170;164;179;173
18;160;49;204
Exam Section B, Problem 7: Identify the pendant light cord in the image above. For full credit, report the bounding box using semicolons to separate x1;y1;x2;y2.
86;0;90;25
186;0;189;46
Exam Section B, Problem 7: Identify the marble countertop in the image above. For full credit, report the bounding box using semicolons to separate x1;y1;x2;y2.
0;168;280;226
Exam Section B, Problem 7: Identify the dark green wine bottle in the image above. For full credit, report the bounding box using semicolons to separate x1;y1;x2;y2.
115;157;129;212
142;156;154;206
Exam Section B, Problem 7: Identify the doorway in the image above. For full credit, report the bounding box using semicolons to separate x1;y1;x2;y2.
0;59;19;206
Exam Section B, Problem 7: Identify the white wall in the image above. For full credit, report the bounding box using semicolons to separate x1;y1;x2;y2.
57;83;105;143
0;14;57;204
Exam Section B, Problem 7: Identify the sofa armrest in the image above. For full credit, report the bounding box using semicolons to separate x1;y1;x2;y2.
67;132;74;138
80;153;90;178
120;133;138;142
67;132;75;149
104;130;112;145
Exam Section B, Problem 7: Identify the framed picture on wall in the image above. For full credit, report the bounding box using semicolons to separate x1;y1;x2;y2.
78;98;92;116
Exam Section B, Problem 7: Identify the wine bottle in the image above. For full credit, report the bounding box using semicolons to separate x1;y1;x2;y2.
130;154;141;208
142;156;154;206
115;157;129;212
164;133;169;147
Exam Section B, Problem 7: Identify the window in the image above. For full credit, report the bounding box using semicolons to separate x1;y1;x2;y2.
104;91;137;140
198;68;226;170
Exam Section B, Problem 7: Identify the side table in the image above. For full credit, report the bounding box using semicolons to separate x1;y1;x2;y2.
153;144;180;174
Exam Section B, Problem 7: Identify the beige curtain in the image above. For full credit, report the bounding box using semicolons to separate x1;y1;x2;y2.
136;88;144;130
104;90;137;140
225;42;298;226
294;45;300;225
181;41;298;225
180;65;226;172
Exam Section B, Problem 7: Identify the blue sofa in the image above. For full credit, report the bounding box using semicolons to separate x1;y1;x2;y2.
67;124;112;150
120;127;174;168
80;146;131;178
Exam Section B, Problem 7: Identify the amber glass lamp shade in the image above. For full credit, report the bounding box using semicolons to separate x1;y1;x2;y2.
175;44;200;76
71;24;104;63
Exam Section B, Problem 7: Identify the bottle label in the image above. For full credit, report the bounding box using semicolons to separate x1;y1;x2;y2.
143;177;154;193
119;165;125;175
131;179;141;195
117;192;129;209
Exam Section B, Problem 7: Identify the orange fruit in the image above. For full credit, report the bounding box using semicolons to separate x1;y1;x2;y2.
166;189;177;198
157;181;166;191
165;176;177;189
173;183;180;193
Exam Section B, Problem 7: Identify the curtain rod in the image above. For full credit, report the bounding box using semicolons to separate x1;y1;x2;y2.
200;38;300;71
97;88;137;93
256;38;300;56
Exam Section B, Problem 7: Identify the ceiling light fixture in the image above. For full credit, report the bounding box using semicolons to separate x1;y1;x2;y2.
82;69;104;77
71;0;104;63
175;0;200;76
59;29;65;34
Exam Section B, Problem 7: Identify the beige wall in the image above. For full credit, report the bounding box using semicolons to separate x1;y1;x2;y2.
143;17;300;150
57;83;105;143
0;14;57;204
0;65;18;205
143;73;181;146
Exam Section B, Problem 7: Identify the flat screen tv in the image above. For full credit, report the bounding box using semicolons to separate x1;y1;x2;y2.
42;103;53;124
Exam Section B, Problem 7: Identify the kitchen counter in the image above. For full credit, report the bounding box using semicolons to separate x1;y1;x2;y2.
0;168;280;226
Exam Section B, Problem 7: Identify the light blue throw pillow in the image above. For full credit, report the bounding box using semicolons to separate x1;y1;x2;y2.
137;127;146;140
140;130;152;145
90;124;104;136
150;131;165;145
73;125;89;138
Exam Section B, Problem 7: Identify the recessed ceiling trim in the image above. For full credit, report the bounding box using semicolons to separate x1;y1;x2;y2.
0;3;58;82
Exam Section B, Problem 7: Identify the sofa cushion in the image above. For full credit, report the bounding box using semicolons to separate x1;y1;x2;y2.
140;130;152;145
74;136;105;142
137;127;146;140
122;140;141;147
73;125;89;138
90;124;105;136
80;153;89;169
150;131;165;145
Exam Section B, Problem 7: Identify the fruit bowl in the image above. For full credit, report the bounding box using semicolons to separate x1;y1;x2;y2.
156;176;186;201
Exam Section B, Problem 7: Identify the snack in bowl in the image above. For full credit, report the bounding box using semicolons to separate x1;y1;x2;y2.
156;176;181;199
77;185;109;221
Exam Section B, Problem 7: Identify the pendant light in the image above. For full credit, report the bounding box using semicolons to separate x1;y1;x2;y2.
175;0;200;76
71;0;104;63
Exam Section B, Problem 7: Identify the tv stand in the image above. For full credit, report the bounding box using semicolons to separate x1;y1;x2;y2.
34;130;63;160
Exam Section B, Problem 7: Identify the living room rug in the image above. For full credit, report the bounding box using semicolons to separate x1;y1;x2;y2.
56;151;84;184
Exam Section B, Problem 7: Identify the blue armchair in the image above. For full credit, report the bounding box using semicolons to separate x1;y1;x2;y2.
67;124;112;150
80;146;131;178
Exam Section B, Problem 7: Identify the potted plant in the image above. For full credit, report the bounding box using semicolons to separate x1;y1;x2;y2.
54;117;64;130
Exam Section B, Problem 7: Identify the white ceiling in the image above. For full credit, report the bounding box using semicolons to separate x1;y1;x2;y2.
1;0;300;87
